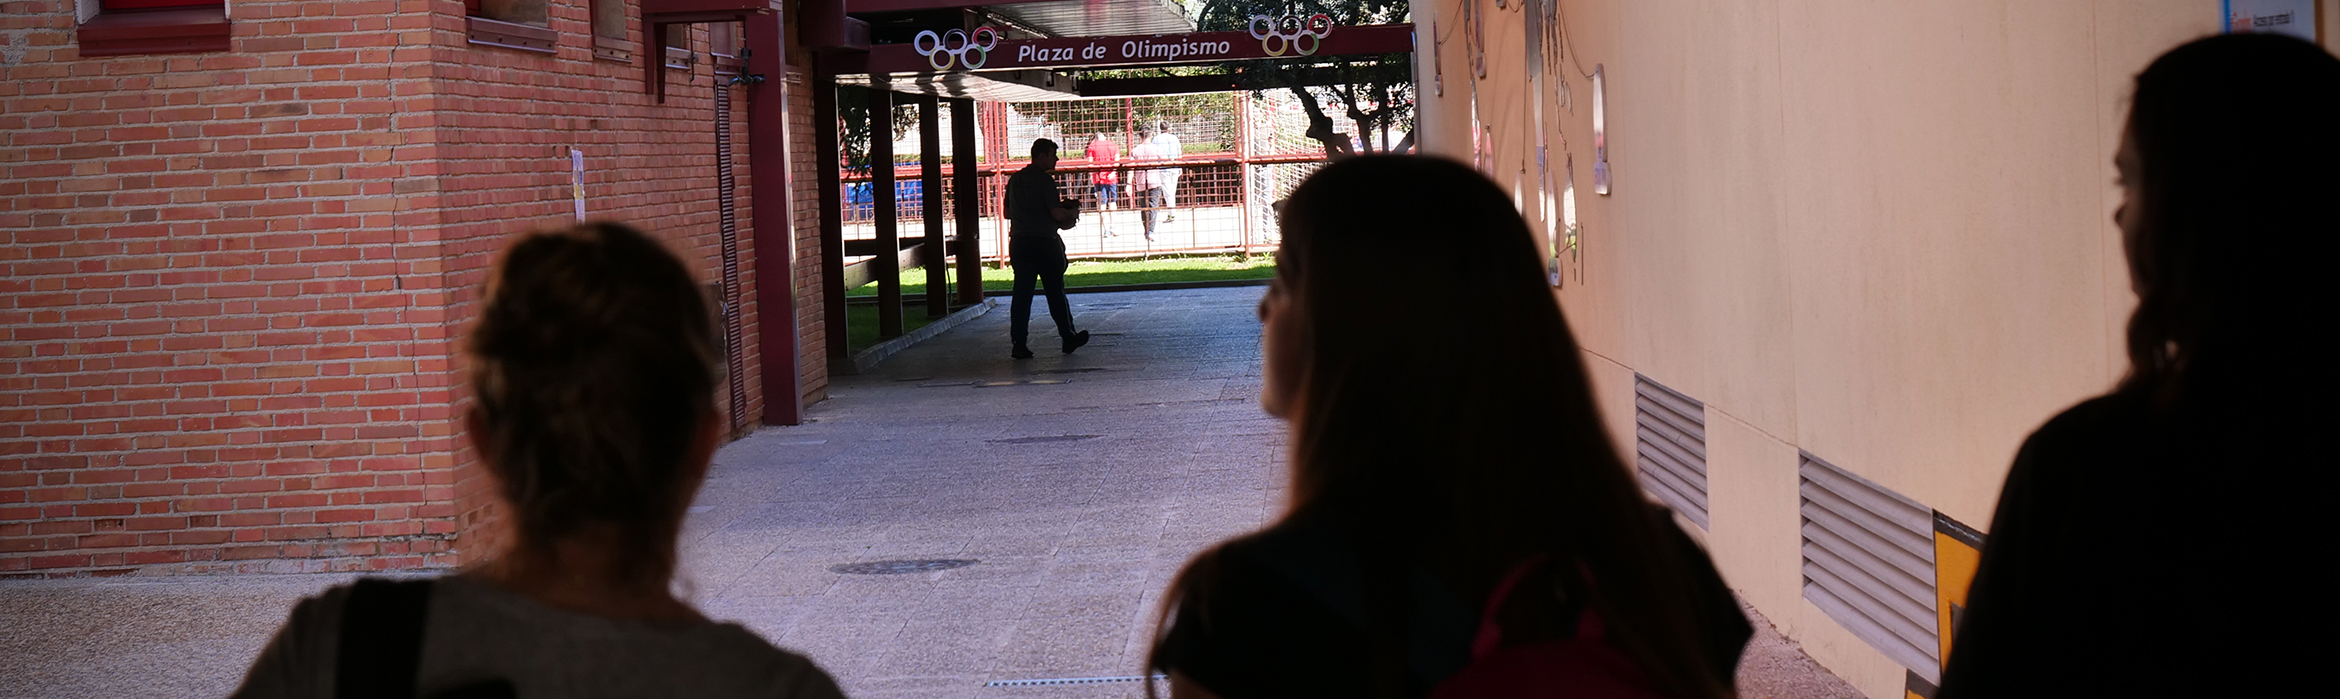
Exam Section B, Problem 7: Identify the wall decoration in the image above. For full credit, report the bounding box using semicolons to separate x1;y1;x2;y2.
1542;145;1558;287
1527;0;1556;286
1431;18;1445;97
1467;0;1486;79
570;148;587;221
1462;0;1493;177
1563;152;1579;283
1540;0;1569;112
1470;98;1493;175
2221;0;2318;42
1591;64;1608;195
1247;14;1333;57
913;27;1001;70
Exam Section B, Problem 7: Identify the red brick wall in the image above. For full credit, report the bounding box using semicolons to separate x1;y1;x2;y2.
787;62;828;407
425;4;757;567
0;0;827;576
0;0;457;575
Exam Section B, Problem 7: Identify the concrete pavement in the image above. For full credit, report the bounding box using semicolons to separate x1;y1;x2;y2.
0;287;1859;699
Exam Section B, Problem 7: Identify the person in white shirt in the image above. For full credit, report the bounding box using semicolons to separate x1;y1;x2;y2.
1129;127;1162;242
1151;121;1183;222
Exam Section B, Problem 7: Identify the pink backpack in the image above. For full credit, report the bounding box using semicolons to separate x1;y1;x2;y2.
1427;558;1671;699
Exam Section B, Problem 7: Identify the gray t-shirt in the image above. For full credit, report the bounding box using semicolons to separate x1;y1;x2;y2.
231;575;844;699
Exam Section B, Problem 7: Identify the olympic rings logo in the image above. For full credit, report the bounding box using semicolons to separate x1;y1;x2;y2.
1247;14;1332;56
914;26;1000;70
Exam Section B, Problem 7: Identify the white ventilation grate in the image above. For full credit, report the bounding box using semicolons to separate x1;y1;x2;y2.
1633;375;1708;529
1799;452;1940;683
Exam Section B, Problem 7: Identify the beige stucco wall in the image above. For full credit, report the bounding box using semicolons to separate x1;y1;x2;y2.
1415;1;2333;695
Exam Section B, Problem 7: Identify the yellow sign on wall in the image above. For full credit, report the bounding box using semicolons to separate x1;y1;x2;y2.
1932;512;1985;663
1905;512;1985;699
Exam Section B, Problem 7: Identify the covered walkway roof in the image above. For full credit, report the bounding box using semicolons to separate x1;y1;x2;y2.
847;0;1194;37
808;0;1410;101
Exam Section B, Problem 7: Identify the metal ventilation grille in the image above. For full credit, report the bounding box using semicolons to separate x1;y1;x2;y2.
713;76;748;436
1633;375;1708;529
1799;453;1941;682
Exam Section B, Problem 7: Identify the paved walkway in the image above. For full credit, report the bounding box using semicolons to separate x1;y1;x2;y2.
0;287;1858;699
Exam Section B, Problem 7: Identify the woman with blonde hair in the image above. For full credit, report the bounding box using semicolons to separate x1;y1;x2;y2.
234;223;844;699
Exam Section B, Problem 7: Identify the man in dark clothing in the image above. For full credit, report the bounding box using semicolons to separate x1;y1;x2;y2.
1004;139;1090;359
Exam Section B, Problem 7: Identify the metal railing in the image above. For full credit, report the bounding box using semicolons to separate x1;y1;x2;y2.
838;90;1355;269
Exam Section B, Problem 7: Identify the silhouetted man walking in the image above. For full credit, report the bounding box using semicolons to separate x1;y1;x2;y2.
1005;139;1090;359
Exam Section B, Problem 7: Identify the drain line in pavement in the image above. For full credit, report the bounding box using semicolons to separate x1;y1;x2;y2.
986;435;1102;444
827;559;978;574
984;675;1166;688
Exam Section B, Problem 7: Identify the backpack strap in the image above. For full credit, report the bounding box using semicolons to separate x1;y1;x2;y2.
336;578;434;699
1468;554;1550;658
1569;560;1608;644
1469;556;1616;660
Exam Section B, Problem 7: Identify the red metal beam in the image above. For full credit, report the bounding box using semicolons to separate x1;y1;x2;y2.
858;23;1412;75
869;88;904;339
1076;63;1409;97
76;6;231;57
642;0;783;100
846;0;989;14
813;62;852;362
917;94;948;319
801;0;871;51
951;98;982;307
647;0;784;14
745;12;806;426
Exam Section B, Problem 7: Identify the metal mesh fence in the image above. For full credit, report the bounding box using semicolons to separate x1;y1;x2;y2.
840;89;1373;263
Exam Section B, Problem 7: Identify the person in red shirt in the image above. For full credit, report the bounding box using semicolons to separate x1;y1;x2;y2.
1086;134;1121;232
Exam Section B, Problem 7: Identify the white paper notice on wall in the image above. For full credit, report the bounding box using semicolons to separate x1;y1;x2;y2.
2223;0;2318;42
570;149;587;222
1592;64;1609;196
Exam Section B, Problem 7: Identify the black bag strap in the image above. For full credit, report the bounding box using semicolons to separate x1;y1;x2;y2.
336;578;434;699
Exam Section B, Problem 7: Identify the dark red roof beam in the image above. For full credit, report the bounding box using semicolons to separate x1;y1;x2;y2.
1078;62;1412;97
846;0;994;13
845;23;1412;76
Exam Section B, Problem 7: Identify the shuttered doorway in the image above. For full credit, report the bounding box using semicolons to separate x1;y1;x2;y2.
1633;375;1708;529
1799;452;1941;683
714;58;749;436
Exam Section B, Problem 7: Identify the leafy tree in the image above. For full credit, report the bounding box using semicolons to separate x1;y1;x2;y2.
1194;0;1414;157
1015;92;1239;153
838;87;921;170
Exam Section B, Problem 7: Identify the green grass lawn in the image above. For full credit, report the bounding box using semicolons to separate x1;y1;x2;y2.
846;302;945;354
843;255;1274;352
844;254;1275;299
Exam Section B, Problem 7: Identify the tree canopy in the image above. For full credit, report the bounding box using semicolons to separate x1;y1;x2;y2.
1191;0;1414;157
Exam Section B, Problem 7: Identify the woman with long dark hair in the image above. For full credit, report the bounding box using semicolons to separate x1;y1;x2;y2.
1148;157;1750;699
1936;34;2339;697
